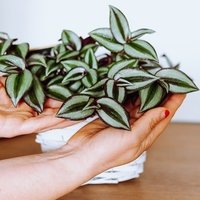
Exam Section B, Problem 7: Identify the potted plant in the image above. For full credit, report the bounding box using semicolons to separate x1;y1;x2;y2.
0;5;198;184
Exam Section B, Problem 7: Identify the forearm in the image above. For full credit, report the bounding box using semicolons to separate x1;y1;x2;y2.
0;147;98;200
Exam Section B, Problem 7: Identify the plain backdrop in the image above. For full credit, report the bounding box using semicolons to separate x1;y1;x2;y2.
0;0;199;122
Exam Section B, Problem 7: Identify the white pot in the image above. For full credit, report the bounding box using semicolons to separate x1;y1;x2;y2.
35;116;146;184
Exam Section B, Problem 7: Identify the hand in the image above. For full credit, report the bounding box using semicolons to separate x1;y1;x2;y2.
64;94;186;173
0;77;79;138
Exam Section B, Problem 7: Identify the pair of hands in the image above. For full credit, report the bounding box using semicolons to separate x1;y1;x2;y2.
0;76;186;170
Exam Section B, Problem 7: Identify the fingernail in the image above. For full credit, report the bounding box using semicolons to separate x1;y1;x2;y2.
161;110;170;119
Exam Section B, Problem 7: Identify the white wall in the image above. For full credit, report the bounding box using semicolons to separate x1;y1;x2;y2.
0;0;199;122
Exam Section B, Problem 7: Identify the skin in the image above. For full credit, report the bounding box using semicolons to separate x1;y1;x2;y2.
0;76;186;199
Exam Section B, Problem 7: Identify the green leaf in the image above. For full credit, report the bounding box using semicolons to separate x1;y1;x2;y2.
61;60;90;71
82;97;98;111
56;50;79;63
124;39;158;61
80;44;98;57
82;68;98;88
156;68;199;93
98;67;109;78
109;5;131;43
5;69;33;106
12;43;29;59
131;29;155;40
139;83;166;112
24;75;45;113
46;84;72;101
105;79;126;103
81;78;108;97
115;68;159;91
84;48;98;69
28;54;47;67
62;67;86;84
61;30;82;51
0;63;18;73
96;97;130;130
57;95;95;120
0;39;15;55
0;55;25;70
47;75;63;86
51;44;66;56
89;28;123;52
108;59;138;78
68;80;82;92
46;60;60;76
0;32;10;40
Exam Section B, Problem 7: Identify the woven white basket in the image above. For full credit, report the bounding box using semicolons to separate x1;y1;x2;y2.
36;116;146;184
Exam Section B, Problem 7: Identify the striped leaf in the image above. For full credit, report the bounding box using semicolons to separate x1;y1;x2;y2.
131;29;155;40
0;32;10;40
46;84;72;101
156;68;199;93
105;79;126;103
5;69;33;106
89;28;123;52
68;80;82;92
0;63;18;73
82;68;98;88
56;50;79;63
61;60;90;71
12;43;29;59
96;97;130;130
108;59;138;78
139;83;166;112
82;97;98;111
115;68;159;91
84;48;98;69
81;78;108;97
98;67;109;78
0;55;25;70
109;5;131;44
46;60;60;76
47;75;63;86
124;39;158;61
0;39;15;55
57;95;95;120
61;30;82;51
62;67;86;84
80;44;98;57
28;54;47;67
24;75;45;113
51;44;66;56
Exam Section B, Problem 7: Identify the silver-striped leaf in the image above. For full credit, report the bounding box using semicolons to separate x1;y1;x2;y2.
124;39;158;61
61;30;82;51
84;48;98;69
80;44;98;57
131;28;155;40
46;60;60;76
81;78;108;97
28;54;47;67
46;84;72;101
108;59;138;78
61;60;90;71
96;97;130;130
109;5;131;44
56;50;79;63
89;28;123;52
62;67;86;84
115;68;159;91
13;43;29;59
0;55;25;70
105;79;126;103
5;69;33;106
156;68;199;93
24;75;45;113
139;83;166;112
47;75;63;86
0;39;15;55
57;95;95;120
82;68;98;88
68;80;82;92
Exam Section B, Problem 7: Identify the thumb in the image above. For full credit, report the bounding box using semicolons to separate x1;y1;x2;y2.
131;107;170;142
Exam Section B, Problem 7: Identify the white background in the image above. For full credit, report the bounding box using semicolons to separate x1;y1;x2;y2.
0;0;199;123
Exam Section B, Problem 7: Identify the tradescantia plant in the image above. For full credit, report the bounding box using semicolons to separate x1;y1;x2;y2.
0;6;198;130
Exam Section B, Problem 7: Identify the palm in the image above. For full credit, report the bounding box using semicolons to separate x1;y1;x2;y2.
0;77;78;138
67;94;186;170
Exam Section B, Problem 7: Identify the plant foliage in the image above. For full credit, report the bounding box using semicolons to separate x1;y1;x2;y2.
0;6;198;130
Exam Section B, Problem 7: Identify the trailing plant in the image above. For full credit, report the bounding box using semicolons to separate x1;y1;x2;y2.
0;6;198;130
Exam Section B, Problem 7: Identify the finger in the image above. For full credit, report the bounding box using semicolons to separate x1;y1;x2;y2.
130;107;168;143
44;98;63;108
143;94;186;144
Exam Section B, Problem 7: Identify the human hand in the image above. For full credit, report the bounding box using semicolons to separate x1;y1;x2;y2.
0;76;79;138
64;94;186;174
